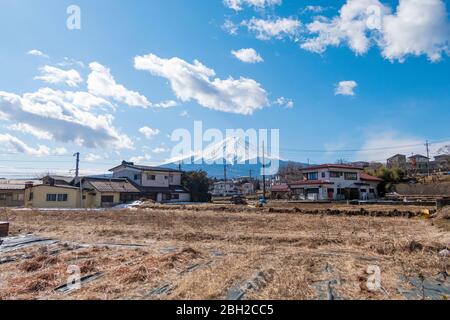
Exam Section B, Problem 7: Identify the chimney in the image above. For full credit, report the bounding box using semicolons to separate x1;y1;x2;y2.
25;181;34;189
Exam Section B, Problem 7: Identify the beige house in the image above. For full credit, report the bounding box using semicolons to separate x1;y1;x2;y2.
24;184;82;209
79;178;141;208
24;177;140;209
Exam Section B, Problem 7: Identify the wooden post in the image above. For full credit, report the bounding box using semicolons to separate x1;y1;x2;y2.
0;221;9;237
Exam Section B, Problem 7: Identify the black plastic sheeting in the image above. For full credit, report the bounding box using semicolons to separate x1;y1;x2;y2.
54;272;104;294
0;235;58;253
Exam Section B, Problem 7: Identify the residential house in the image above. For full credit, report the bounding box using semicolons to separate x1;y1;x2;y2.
387;154;407;170
408;154;430;172
288;164;381;201
211;181;241;197
109;161;190;203
78;177;141;208
270;184;291;200
240;182;255;196
351;161;370;168
24;176;141;209
0;180;41;207
434;154;450;171
24;183;82;209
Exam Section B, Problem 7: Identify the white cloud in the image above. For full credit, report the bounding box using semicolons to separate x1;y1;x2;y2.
242;17;301;40
224;0;282;11
232;48;264;63
303;5;325;13
56;57;85;69
139;126;160;140
0;133;65;156
27;49;48;58
6;123;53;140
335;81;358;96
134;53;269;115
0;88;133;149
301;0;450;62
85;153;103;162
87;62;151;108
130;154;152;164
223;19;239;35
381;0;450;62
152;100;178;108
274;97;294;108
356;131;424;162
35;65;83;87
180;110;189;117
152;147;168;154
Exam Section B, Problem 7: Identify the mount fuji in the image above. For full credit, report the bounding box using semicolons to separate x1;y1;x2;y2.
162;136;305;179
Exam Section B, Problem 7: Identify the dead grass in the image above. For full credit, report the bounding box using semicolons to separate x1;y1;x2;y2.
0;203;448;300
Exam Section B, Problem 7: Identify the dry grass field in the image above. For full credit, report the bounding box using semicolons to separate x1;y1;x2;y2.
0;202;449;300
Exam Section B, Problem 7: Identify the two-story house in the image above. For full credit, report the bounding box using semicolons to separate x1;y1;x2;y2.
387;154;407;170
289;164;381;201
408;154;430;172
109;161;190;203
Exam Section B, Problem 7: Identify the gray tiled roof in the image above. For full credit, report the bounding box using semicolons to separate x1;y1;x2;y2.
87;180;140;193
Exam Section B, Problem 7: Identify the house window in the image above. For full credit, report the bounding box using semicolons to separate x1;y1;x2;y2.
134;174;141;181
360;189;367;193
0;193;6;200
344;172;358;180
101;195;114;203
164;176;169;180
57;194;68;202
369;189;375;194
46;194;57;202
307;172;318;180
169;175;174;183
321;172;326;178
29;192;33;201
330;172;342;178
147;174;156;180
12;194;24;201
171;194;180;200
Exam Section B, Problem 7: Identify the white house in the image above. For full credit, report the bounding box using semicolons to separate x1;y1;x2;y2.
289;164;382;201
109;161;191;203
211;181;241;197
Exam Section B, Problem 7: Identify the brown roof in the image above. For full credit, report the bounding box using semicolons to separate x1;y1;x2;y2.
360;173;383;182
270;184;290;192
290;180;334;186
87;180;140;193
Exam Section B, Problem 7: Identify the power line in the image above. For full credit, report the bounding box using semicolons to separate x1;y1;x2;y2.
280;137;450;153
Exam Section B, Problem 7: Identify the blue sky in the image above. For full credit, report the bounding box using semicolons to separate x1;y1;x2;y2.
0;0;449;177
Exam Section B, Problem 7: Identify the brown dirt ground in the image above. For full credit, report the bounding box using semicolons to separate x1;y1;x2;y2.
0;202;448;300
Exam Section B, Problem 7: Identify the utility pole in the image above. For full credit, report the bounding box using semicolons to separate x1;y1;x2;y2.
262;140;266;200
425;140;431;176
223;144;227;197
73;152;80;178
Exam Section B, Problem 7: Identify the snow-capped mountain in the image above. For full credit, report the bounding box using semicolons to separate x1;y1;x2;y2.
162;136;300;178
